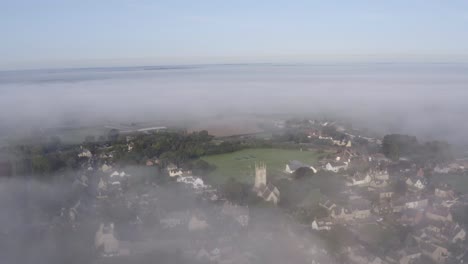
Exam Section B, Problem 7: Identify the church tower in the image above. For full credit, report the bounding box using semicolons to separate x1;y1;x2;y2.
254;162;267;189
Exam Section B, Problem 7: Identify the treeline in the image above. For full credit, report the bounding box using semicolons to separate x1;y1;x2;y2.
382;134;453;163
5;136;84;177
3;130;252;177
112;130;245;165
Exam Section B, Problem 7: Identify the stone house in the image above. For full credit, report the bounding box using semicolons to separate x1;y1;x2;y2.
446;223;466;243
369;179;388;189
311;217;334;231
222;201;249;227
378;189;394;200
331;206;354;221
426;207;453;222
188;214;209;231
392;197;406;213
324;161;349;173
371;169;390;181
167;163;183;177
95;223;120;257
347;246;383;264
434;185;455;199
434;165;450;174
399;209;424;226
406;176;426;190
405;198;428;210
319;198;337;212
420;242;449;263
346;173;372;187
257;183;280;204
160;211;189;229
78;147;92;158
349;198;372;219
398;247;422;264
374;200;393;216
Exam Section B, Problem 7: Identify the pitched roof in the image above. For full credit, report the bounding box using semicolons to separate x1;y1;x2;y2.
420;242;438;253
427;207;451;218
259;183;279;199
349;198;371;211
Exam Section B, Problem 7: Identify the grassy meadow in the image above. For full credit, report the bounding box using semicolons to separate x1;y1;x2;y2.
201;148;322;185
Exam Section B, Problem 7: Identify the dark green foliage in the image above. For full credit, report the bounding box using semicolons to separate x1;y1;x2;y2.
293;166;314;179
382;134;452;163
112;131;241;166
31;154;51;174
107;129;120;142
393;179;407;196
382;134;418;161
221;177;257;205
322;125;344;140
190;159;217;175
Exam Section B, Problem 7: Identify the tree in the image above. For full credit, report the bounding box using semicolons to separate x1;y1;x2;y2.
293;167;314;179
393;179;407;196
108;129;120;142
387;143;400;161
191;159;216;175
46;136;62;152
222;177;250;205
31;155;51;174
382;134;418;160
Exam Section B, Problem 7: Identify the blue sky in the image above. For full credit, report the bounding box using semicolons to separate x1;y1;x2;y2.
1;0;468;69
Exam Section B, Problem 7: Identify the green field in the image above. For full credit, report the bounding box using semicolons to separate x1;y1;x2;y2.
201;148;322;185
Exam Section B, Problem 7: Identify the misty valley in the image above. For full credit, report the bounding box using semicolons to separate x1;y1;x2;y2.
2;1;468;262
1;115;468;264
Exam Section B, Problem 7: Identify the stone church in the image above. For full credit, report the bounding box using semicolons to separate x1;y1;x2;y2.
254;163;280;205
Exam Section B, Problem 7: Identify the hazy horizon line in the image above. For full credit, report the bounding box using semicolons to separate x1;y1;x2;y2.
3;60;468;73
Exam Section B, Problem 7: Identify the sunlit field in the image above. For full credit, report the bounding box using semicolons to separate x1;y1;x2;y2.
201;148;322;185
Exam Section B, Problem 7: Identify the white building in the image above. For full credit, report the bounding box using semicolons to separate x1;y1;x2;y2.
78;148;92;158
188;215;208;231
167;163;183;177
324;161;348;173
405;198;428;209
222;202;249;227
346;173;372;187
311;217;334;231
406;176;426;190
95;223;120;257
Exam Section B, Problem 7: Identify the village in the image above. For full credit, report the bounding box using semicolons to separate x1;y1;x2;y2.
6;119;468;264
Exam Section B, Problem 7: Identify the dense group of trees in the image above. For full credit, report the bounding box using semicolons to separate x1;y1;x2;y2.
382;134;453;163
221;177;260;205
112;130;244;166
3;130;245;178
6;136;83;177
382;134;419;161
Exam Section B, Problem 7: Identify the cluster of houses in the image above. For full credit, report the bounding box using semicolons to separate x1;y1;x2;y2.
73;124;468;263
309;149;468;264
306;128;353;148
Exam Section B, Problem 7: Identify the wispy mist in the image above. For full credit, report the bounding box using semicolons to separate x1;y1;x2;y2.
1;63;468;142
